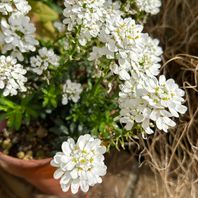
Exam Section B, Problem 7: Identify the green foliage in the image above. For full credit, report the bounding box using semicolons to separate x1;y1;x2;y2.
66;78;129;149
42;85;58;108
0;96;39;130
0;0;148;154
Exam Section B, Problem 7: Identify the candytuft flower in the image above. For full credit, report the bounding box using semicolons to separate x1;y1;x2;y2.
30;47;60;75
0;13;38;61
0;0;31;15
0;55;27;96
51;134;107;194
63;0;106;46
62;80;83;105
135;0;161;15
118;75;187;134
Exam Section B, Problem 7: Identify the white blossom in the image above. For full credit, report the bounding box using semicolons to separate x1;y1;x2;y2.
0;55;27;96
128;34;163;78
63;0;106;46
143;75;187;119
0;0;31;15
0;0;13;15
90;31;162;81
51;134;107;194
118;75;187;134
0;13;38;61
30;47;60;75
103;1;123;21
135;0;161;15
54;21;66;33
62;80;83;105
118;75;154;134
89;16;144;64
98;17;143;53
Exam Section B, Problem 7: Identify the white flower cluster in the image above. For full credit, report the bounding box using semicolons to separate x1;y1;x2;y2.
135;0;162;15
62;80;83;105
89;17;143;61
90;17;163;80
61;0;186;134
0;55;27;96
0;0;38;61
86;1;186;134
119;75;187;134
0;0;31;15
51;134;107;194
63;0;122;46
30;47;60;75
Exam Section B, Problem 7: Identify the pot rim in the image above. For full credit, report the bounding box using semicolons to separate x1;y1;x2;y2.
0;151;52;168
0;120;53;168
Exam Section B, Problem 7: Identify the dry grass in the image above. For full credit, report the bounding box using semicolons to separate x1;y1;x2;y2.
136;0;198;197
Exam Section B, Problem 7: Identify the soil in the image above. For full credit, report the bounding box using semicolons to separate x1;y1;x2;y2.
0;123;56;160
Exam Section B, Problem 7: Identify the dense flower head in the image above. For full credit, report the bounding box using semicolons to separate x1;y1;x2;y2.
30;47;60;75
0;0;31;15
63;0;106;46
0;55;27;96
143;75;187;117
62;80;83;105
0;13;38;61
51;134;107;194
135;0;161;15
103;17;143;50
97;17;143;58
129;34;163;78
118;75;187;134
89;16;144;64
103;1;123;21
109;34;163;81
89;20;162;82
118;74;153;134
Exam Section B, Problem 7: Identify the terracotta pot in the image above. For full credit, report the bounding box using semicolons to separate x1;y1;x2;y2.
0;122;70;196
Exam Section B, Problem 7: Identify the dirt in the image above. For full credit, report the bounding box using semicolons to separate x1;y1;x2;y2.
0;124;55;160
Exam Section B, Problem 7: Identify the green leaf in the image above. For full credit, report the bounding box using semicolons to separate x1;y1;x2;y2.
42;85;58;108
15;109;23;130
7;107;23;130
0;97;15;109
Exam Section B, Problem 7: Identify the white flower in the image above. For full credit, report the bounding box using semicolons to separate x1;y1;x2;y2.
103;1;123;21
0;0;31;15
13;0;31;14
89;16;144;64
63;0;106;46
0;0;13;15
0;55;27;96
98;17;143;53
51;134;107;194
30;47;60;75
129;34;163;78
54;21;66;33
0;13;38;61
62;80;83;105
118;77;154;134
118;75;187;133
89;46;110;61
135;0;161;15
63;0;123;47
143;75;187;118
